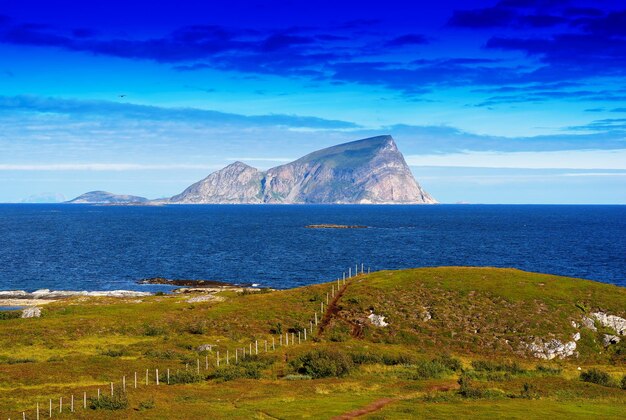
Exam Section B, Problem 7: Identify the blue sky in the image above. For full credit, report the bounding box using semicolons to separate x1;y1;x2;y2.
0;0;625;203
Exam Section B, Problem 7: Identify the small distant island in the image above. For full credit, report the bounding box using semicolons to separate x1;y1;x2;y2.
305;224;368;229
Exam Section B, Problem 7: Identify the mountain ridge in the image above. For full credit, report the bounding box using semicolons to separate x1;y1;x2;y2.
68;136;437;205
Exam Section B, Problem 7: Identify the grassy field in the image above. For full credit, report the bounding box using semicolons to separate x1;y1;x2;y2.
0;267;624;419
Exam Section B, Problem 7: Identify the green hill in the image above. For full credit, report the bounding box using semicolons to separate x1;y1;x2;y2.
1;267;624;419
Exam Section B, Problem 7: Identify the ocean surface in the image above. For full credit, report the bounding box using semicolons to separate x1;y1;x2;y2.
0;204;624;292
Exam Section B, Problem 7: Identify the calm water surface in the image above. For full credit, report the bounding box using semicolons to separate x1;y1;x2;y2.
0;204;624;291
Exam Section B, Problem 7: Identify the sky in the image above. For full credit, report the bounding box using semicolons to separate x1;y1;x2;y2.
0;0;625;203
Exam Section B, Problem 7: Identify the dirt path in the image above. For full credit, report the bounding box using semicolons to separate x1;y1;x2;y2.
316;278;350;335
332;397;397;419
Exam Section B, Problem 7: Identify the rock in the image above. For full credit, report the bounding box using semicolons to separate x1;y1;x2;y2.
581;316;597;331
571;321;579;328
186;295;225;303
166;136;436;204
590;312;626;335
573;332;581;341
602;334;621;346
197;344;213;352
368;312;389;327
527;338;577;360
421;311;432;322
21;307;41;318
67;191;148;204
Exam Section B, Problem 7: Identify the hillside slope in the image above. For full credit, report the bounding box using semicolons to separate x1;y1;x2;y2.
1;267;624;419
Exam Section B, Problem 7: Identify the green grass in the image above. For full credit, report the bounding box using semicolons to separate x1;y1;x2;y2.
1;267;624;419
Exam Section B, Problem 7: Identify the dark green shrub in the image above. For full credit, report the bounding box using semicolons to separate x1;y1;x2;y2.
290;349;354;378
0;356;36;364
89;391;128;410
270;322;283;335
403;360;449;380
144;349;178;359
350;352;383;365
434;354;462;372
100;347;127;357
187;321;207;335
211;363;262;381
535;365;562;375
138;398;155;410
580;368;614;387
143;323;166;336
520;382;540;399
458;375;485;399
0;311;21;320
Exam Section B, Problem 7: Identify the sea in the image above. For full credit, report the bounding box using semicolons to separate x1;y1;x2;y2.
0;204;624;292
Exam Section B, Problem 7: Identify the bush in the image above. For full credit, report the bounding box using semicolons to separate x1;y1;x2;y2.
520;382;540;399
89;391;128;410
535;365;562;375
328;324;351;342
143;323;166;336
211;363;262;381
100;347;127;357
162;369;206;384
187;321;207;335
434;354;462;372
0;356;36;364
290;349;354;378
0;311;21;320
471;360;525;374
620;375;626;390
138;398;155;410
458;375;485;399
403;360;449;380
580;368;614;387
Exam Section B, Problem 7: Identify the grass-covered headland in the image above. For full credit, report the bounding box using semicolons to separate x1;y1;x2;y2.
1;267;625;419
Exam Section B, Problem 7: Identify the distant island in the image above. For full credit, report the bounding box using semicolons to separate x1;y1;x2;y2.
67;135;436;205
305;224;368;229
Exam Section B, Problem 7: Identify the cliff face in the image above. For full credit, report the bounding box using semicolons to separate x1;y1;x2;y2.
169;135;436;204
67;191;148;204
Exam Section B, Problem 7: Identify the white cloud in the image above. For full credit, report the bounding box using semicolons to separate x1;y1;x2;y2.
0;163;222;171
406;149;626;170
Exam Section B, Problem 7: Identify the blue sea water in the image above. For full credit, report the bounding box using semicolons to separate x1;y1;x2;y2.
0;204;624;292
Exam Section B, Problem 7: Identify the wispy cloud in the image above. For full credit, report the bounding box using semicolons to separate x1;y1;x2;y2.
0;95;360;129
0;163;222;171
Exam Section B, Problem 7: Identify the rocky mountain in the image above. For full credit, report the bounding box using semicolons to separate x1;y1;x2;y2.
67;191;148;204
168;135;436;204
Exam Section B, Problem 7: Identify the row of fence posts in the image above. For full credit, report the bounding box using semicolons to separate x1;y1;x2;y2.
11;264;371;419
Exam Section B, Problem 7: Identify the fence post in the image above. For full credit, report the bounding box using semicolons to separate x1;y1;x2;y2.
272;337;275;350
59;397;62;413
167;368;170;384
110;382;113;396
146;368;149;386
255;340;258;355
49;399;51;418
249;343;252;355
314;312;318;326
197;359;200;374
205;355;208;370
292;332;295;344
235;349;238;363
36;402;39;420
280;335;282;346
310;320;313;332
217;351;220;366
156;369;159;385
71;395;74;412
123;375;126;392
97;389;100;399
304;328;307;340
298;331;301;344
83;392;86;409
227;350;230;365
265;340;268;352
134;372;137;389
